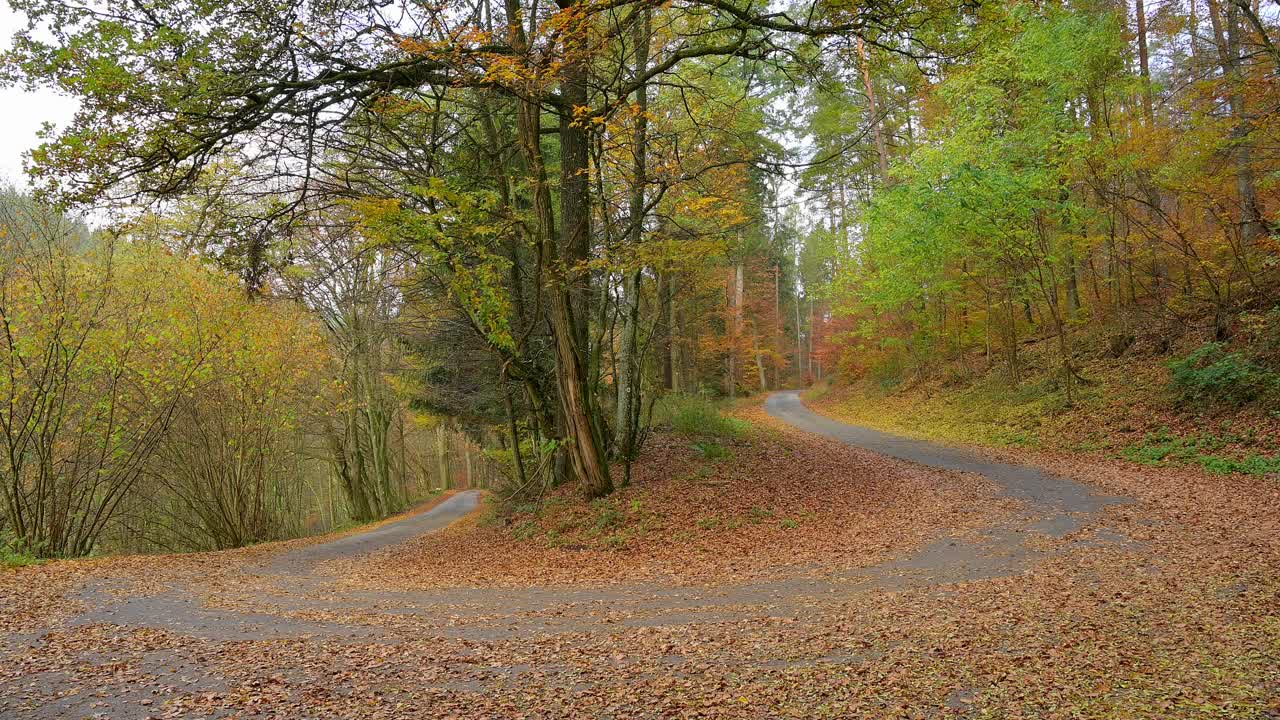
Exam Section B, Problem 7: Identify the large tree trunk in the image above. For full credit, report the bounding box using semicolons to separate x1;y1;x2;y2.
548;292;612;497
505;0;612;498
555;82;612;495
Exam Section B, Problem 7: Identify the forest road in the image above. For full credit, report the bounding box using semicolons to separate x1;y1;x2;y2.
765;390;1138;582
766;390;1130;521
1;400;1150;719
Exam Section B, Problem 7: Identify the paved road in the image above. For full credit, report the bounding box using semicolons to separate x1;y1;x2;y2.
1;400;1143;719
766;390;1129;520
766;391;1136;580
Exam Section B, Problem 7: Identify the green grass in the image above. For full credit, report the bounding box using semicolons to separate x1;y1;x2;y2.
653;394;750;439
691;440;731;460
590;497;624;531
1;532;41;568
505;493;662;551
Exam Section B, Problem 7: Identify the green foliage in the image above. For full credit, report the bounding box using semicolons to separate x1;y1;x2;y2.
653;394;749;439
691;441;731;460
591;498;624;532
1196;454;1280;476
512;519;540;541
0;194;350;557
0;531;41;568
1121;429;1280;476
868;351;907;391
1167;343;1275;406
837;6;1126;377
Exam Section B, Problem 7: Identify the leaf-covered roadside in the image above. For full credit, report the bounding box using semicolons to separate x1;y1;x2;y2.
319;406;1003;588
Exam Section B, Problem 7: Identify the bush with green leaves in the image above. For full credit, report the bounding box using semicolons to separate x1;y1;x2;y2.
1167;343;1275;406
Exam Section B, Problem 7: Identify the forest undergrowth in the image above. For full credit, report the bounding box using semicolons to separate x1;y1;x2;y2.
812;311;1280;481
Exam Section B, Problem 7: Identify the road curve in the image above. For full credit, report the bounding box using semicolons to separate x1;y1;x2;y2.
766;390;1127;518
268;489;483;571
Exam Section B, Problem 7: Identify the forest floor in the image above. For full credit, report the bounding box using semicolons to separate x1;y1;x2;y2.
2;394;1279;719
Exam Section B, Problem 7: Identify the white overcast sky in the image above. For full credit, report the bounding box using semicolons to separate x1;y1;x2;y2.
0;5;78;188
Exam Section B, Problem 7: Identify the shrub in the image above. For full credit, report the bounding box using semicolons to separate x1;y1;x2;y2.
1167;343;1274;406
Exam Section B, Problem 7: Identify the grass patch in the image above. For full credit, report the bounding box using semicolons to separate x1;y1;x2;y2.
504;493;663;551
512;519;540;540
692;440;731;460
821;373;1071;449
653;394;750;439
1;532;41;568
1121;428;1280;476
591;497;624;532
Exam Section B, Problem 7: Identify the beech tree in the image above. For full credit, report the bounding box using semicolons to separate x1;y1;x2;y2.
6;0;952;496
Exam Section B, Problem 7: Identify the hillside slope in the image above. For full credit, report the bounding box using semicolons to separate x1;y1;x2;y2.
813;322;1280;479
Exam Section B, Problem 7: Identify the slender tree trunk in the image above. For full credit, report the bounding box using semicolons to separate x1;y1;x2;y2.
659;271;674;391
727;263;744;397
808;296;815;383
436;425;449;489
668;272;682;393
858;37;890;182
773;264;781;389
795;286;804;384
615;8;649;463
1207;0;1266;246
1135;0;1155;123
753;332;768;391
501;375;528;489
615;271;640;454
